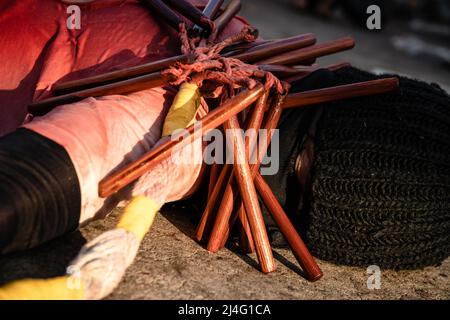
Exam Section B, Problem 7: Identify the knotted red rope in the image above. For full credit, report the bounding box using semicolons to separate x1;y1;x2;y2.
163;24;285;98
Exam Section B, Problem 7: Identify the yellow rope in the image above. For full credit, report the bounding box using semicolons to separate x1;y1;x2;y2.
162;82;200;137
0;86;200;300
0;276;84;300
117;196;159;242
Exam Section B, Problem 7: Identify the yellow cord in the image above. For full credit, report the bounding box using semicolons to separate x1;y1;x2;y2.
162;82;200;137
0;276;84;300
117;196;159;242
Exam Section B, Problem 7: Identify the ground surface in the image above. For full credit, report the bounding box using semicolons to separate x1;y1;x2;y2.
0;207;449;300
0;0;449;300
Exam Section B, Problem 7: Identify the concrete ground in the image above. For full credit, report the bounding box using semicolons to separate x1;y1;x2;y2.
0;0;449;300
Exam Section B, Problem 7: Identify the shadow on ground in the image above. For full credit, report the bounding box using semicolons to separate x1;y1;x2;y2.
0;231;86;286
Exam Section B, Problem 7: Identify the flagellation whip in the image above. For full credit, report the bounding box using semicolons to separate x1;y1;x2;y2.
0;0;401;299
94;21;397;282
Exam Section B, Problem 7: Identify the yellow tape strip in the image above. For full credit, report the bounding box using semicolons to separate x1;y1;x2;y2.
116;196;159;241
162;82;200;137
0;276;84;300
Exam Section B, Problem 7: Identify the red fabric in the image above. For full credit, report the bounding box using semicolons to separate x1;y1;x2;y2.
0;0;63;136
0;0;248;135
1;0;247;223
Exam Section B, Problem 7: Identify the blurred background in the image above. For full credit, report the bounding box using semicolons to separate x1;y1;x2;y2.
241;0;450;92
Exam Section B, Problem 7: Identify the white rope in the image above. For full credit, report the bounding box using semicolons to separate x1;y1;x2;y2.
68;228;141;300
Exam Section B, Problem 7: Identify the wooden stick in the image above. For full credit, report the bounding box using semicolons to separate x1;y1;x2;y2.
232;34;317;63
207;163;222;198
201;0;224;20
206;91;269;253
260;64;319;79
218;93;285;249
99;85;264;198
323;61;352;71
30;72;173;116
202;166;235;244
192;0;224;35
52;54;194;96
197;92;266;244
140;0;185;31
238;205;255;253
51;34;315;97
222;39;272;56
209;0;242;42
52;69;393;119
33;39;318;115
223;115;276;273
196;163;233;243
164;0;213;31
254;172;323;282
282;62;351;83
257;37;355;65
236;93;269;254
283;77;399;109
236;96;262;254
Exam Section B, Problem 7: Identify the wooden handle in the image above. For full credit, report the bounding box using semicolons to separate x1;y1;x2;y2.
254;172;323;282
30;72;172;116
217;93;285;249
196;164;233;243
99;85;264;198
52;54;193;96
223;115;276;274
207;163;222;198
164;0;212;31
222;39;271;56
282;62;351;83
50;34;315;97
202;0;224;20
238;205;255;254
283;77;400;109
257;37;355;65
233;34;316;64
140;0;185;31
192;0;225;35
206;92;268;253
215;0;241;32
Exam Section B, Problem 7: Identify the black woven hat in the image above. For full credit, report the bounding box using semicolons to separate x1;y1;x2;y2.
261;67;450;270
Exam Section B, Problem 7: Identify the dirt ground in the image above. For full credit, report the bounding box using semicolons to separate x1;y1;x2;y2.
0;0;449;300
0;206;449;300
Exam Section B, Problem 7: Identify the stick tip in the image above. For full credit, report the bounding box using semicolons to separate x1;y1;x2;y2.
308;270;324;282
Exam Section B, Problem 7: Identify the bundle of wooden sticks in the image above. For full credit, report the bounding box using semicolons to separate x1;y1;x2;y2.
28;0;399;281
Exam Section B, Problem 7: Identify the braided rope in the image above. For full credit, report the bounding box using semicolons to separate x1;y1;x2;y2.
164;25;284;96
302;67;450;269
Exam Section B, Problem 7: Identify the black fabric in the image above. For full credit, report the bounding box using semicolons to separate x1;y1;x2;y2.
261;67;450;269
0;128;81;254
